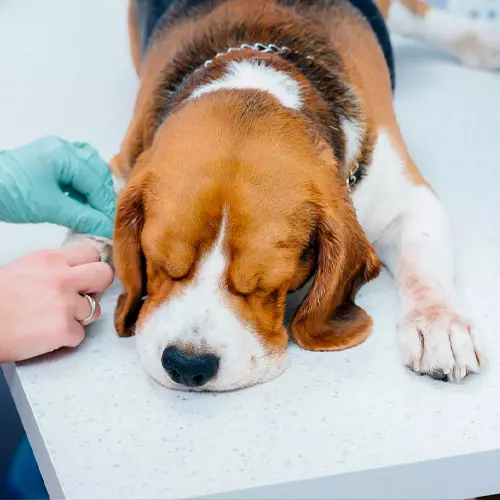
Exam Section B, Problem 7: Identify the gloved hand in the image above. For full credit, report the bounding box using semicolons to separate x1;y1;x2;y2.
0;136;116;238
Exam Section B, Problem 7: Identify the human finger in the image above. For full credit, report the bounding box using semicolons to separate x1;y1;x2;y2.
71;261;114;294
57;141;116;219
58;243;101;266
63;320;87;348
55;195;114;238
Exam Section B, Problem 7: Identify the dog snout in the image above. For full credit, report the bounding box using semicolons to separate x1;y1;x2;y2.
161;346;220;387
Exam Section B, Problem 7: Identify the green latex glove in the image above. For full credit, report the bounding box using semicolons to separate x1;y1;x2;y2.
0;136;116;238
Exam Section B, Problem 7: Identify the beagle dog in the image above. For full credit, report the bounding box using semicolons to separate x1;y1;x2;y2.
67;0;498;391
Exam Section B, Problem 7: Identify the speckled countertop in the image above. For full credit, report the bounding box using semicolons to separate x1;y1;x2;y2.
1;1;500;499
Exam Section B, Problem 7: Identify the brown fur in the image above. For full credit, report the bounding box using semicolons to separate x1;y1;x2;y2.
113;0;433;351
113;0;370;177
326;0;429;186
114;85;380;350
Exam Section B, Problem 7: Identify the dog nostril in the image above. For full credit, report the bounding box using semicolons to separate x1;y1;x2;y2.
161;346;220;387
169;369;181;384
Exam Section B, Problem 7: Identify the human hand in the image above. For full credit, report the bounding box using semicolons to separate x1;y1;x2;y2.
0;136;116;238
0;244;114;363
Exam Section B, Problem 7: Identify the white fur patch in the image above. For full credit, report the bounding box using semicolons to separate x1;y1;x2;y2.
354;130;481;382
388;1;500;70
341;117;363;167
397;296;482;382
190;60;302;109
135;213;289;391
352;131;413;242
112;175;126;195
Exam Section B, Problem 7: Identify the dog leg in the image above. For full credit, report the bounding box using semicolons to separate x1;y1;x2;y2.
63;232;113;265
353;130;482;382
387;0;500;69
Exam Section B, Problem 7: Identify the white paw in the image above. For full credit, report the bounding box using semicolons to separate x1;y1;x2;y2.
459;22;500;69
63;232;113;266
398;303;483;383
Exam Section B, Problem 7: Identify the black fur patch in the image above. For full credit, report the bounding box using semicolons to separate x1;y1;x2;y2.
135;0;395;90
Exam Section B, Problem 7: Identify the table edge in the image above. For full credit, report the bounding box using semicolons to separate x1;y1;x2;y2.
199;448;500;500
5;362;500;500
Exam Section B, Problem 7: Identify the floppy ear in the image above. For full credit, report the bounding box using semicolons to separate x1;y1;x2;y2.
290;197;381;351
113;179;147;337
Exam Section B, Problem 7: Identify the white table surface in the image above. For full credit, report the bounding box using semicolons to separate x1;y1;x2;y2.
1;1;500;499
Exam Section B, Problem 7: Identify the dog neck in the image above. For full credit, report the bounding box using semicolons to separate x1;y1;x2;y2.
153;39;371;190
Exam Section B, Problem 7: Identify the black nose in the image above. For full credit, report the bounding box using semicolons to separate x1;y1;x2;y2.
161;346;220;387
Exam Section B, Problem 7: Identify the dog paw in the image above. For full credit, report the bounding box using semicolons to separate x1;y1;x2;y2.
63;232;114;266
397;303;483;383
459;22;500;69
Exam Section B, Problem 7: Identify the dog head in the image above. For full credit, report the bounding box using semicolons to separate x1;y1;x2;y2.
113;93;380;391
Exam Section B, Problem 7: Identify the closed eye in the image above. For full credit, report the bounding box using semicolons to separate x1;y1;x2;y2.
227;280;252;297
149;257;194;281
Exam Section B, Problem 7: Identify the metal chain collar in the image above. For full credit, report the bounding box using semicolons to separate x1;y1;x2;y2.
196;42;289;72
